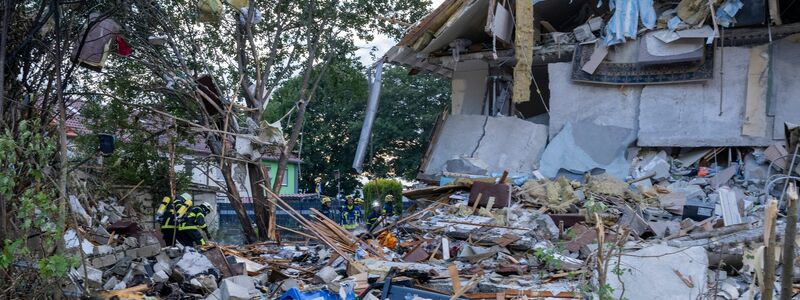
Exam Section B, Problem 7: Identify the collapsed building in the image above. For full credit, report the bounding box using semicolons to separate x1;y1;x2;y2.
352;0;800;183
63;0;800;299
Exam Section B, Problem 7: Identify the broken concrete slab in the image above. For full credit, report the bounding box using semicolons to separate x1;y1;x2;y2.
137;244;161;258
219;275;258;300
605;244;708;299
539;121;636;179
314;266;338;284
638;47;773;147
176;251;217;278
444;157;489;176
632;150;671;181
71;265;103;287
423;115;547;176
153;270;169;283
102;276;120;290
548;62;642;140
659;192;687;215
90;254;119;269
744;153;770;181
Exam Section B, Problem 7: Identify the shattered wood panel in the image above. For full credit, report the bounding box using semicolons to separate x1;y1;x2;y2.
399;0;465;48
468;181;510;208
421;0;490;54
512;0;533;103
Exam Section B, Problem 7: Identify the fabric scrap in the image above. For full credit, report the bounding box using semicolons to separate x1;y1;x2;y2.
716;0;744;27
604;0;657;46
115;36;131;56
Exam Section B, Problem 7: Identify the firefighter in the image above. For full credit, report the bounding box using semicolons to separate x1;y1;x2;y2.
320;196;335;220
354;197;364;209
156;193;192;246
383;195;395;216
340;196;362;230
177;202;213;247
314;177;323;194
366;200;383;228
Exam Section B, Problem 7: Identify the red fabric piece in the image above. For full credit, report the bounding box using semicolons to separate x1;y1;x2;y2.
116;35;132;56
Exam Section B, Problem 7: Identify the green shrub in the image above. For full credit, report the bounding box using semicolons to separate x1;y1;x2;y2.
362;178;403;217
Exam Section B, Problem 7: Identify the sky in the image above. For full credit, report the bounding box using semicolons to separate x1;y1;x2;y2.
353;0;446;66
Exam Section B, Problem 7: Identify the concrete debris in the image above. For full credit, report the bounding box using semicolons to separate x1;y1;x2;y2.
605;244;708;299
445;157;490;176
539;121;636;180
176;251;217;277
73;143;787;300
423;115;548;176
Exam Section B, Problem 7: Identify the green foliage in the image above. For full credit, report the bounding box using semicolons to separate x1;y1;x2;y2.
533;247;563;270
75;99;191;198
362;178;402;215
266;62;449;195
37;255;79;279
0;120;73;283
366;66;450;179
583;196;608;217
265;61;368;195
578;282;618;300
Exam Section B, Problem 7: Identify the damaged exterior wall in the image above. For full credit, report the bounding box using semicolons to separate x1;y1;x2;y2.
451;60;489;115
547;62;642;140
549;42;800;148
423;115;547;175
638;46;774;147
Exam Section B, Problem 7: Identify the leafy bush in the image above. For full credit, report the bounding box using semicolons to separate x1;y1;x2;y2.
0;120;77;293
362;178;402;216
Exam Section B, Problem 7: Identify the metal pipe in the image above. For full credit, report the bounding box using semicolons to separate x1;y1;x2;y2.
352;59;384;172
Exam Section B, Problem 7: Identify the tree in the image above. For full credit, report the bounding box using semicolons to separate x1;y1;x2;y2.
75;98;192;198
365;65;450;179
267;62;450;194
266;60;368;195
64;0;432;243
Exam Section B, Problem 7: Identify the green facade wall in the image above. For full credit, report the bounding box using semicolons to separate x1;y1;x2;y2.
263;160;298;194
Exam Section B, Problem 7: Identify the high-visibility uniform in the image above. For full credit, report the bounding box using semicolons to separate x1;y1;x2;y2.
159;196;191;246
177;206;208;247
321;203;336;221
366;210;381;227
340;204;362;230
383;202;394;216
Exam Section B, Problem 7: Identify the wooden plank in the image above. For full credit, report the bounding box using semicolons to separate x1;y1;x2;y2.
718;187;743;226
451;276;482;300
471;193;483;213
448;264;462;292
763;199;779;300
781;183;799;297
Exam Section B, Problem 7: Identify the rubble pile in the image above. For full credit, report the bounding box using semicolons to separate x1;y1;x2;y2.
62;144;800;299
